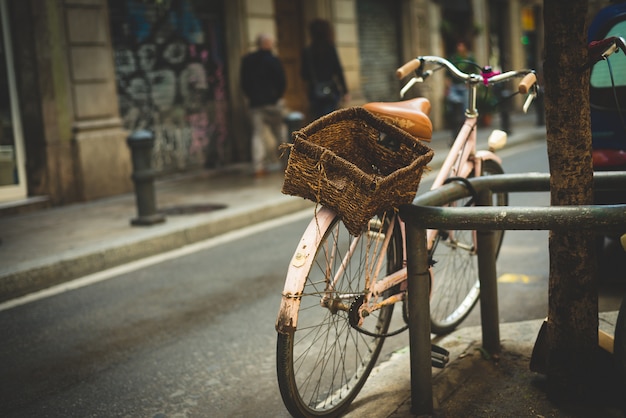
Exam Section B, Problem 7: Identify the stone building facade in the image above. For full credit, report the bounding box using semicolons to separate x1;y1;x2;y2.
0;0;554;211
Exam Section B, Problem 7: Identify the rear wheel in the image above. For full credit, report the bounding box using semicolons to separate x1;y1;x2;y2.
276;212;403;417
429;159;508;335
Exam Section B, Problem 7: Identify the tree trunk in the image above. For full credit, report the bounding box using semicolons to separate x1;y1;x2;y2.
543;0;598;400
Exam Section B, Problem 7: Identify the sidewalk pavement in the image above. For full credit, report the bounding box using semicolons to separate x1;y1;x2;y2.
5;112;619;417
345;312;622;418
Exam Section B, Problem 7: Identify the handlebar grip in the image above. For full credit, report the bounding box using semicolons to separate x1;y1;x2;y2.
396;59;421;79
518;73;537;94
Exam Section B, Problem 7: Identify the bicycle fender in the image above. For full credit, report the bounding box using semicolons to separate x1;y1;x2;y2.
475;150;502;165
276;206;337;335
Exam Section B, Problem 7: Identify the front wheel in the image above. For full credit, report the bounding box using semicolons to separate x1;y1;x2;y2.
429;159;508;335
276;212;403;417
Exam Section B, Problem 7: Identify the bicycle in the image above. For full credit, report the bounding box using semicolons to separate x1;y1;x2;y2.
275;55;538;418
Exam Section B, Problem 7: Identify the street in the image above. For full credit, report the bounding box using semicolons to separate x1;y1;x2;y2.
0;213;305;417
1;138;624;417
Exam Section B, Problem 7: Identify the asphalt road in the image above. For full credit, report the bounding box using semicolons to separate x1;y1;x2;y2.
0;211;306;417
1;138;623;417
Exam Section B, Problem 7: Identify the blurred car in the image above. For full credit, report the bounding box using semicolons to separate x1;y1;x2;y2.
588;2;626;273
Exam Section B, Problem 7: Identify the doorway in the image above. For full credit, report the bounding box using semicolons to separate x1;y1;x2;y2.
357;0;402;102
274;0;307;113
0;0;26;203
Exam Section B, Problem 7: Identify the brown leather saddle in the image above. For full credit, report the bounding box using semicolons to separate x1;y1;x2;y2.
363;97;433;142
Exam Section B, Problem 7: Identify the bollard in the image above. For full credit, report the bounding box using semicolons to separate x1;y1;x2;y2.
127;130;165;226
495;85;511;133
284;111;305;140
282;111;305;165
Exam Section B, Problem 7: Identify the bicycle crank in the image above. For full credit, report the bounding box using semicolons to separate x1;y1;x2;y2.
347;295;406;337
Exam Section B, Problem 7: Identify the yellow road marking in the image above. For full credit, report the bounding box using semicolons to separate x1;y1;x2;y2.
497;273;539;284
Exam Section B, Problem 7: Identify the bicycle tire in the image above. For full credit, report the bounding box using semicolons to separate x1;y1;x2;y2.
429;159;508;335
276;212;403;417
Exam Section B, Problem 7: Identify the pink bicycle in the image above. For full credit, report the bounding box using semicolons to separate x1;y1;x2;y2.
276;55;538;417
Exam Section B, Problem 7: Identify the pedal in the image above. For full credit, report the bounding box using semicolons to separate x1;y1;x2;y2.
431;344;450;368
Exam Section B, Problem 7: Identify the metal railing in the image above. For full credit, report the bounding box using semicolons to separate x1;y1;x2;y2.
398;171;626;416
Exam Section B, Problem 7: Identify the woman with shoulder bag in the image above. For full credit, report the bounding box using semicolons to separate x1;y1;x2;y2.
301;19;349;119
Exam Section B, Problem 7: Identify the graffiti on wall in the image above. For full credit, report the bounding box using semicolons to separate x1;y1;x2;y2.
110;0;228;172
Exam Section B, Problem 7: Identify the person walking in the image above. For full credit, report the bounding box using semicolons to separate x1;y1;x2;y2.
301;19;349;119
240;33;287;177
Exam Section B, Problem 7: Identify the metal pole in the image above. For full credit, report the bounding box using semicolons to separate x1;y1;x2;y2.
399;172;626;414
476;188;500;354
405;220;433;416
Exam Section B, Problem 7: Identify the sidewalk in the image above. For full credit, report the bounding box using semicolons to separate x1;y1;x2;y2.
346;312;623;418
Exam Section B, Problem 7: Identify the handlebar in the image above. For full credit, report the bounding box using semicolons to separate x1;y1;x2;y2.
397;56;536;91
397;56;481;83
588;36;626;63
396;59;422;80
518;73;537;95
396;55;538;112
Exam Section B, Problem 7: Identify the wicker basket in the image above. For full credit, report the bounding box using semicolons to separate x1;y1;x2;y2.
282;107;434;235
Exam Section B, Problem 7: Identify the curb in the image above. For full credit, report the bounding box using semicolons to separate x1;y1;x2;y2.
0;196;313;303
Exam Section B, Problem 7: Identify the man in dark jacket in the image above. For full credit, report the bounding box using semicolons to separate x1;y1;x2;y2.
240;34;287;177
